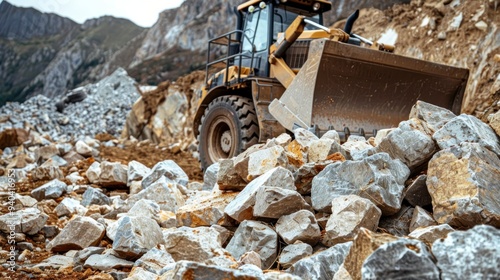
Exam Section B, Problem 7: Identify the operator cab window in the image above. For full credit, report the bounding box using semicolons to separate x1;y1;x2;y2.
273;8;320;40
242;6;269;53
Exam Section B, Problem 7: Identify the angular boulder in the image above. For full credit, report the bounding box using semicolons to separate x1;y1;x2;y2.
202;162;220;190
48;216;105;252
224;167;295;222
176;192;237;227
409;224;455;244
253;187;312;219
162;260;261;279
113;216;164;259
81;187;111;207
311;153;410;215
427;143;500;227
99;161;128;187
279;243;313;269
247;145;289;181
128;176;185;213
308;138;347;163
361;238;439;279
404;175;432;207
376;118;436;170
127;160;150;186
294;160;337;195
323;195;381;246
86;162;101;184
163;226;236;267
0;208;48;235
287;241;352;280
276;210;321;245
342;228;399;280
134;247;175;275
31;179;67;201
84;253;134;271
55;197;87;217
226;220;278;269
432;225;500;280
409;100;457;133
433;114;500;155
141;160;188;188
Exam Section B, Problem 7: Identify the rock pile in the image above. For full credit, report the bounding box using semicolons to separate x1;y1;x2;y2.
1;100;500;279
0;68;140;141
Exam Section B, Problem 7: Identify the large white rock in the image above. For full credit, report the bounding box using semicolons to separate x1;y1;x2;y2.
0;208;48;235
141;160;189;188
253;187;312;219
427;143;500;227
86;162;101;184
432;225;500;279
48;216;105;252
224;167;295;222
247;145;289;181
113;216;164;259
279;243;313;269
308;138;347;163
323;195;382;246
128;176;185;213
127;160;151;187
409;100;457;132
81;186;111;206
176;192;237;227
376;118;436;170
99;161;128;187
31;179;67;201
311;153;410;215
55;197;87;217
75;140;93;157
163;226;236;267
275;210;321;245
133;247;175;275
433;114;500;155
287;241;352;280
226;220;278;269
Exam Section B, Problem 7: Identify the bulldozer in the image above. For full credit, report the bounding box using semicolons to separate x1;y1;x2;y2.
193;0;469;171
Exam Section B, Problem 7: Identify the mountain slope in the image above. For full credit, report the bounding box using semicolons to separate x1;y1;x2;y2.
0;1;144;105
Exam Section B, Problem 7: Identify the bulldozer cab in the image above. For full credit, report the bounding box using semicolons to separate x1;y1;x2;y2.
237;1;325;77
205;0;329;88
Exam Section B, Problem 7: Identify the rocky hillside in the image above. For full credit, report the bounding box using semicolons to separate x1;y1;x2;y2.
0;1;144;106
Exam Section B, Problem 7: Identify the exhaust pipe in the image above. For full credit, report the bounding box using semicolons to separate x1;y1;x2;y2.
344;9;359;34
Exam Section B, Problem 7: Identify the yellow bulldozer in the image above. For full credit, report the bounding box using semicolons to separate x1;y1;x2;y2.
193;0;469;170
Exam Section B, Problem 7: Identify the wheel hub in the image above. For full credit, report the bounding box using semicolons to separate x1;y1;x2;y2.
220;131;232;153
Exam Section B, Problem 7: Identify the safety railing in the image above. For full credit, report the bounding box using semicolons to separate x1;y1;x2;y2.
206;30;255;87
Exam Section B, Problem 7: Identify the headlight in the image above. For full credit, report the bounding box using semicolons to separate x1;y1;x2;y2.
313;2;321;11
281;0;287;3
248;5;255;13
259;2;267;9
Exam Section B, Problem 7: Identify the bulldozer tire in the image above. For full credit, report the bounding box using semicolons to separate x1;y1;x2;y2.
198;95;259;171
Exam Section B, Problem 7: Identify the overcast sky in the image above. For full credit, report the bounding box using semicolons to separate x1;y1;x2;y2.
1;0;184;27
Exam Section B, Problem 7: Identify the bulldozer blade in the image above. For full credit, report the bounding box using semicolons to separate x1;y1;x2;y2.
269;39;469;137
